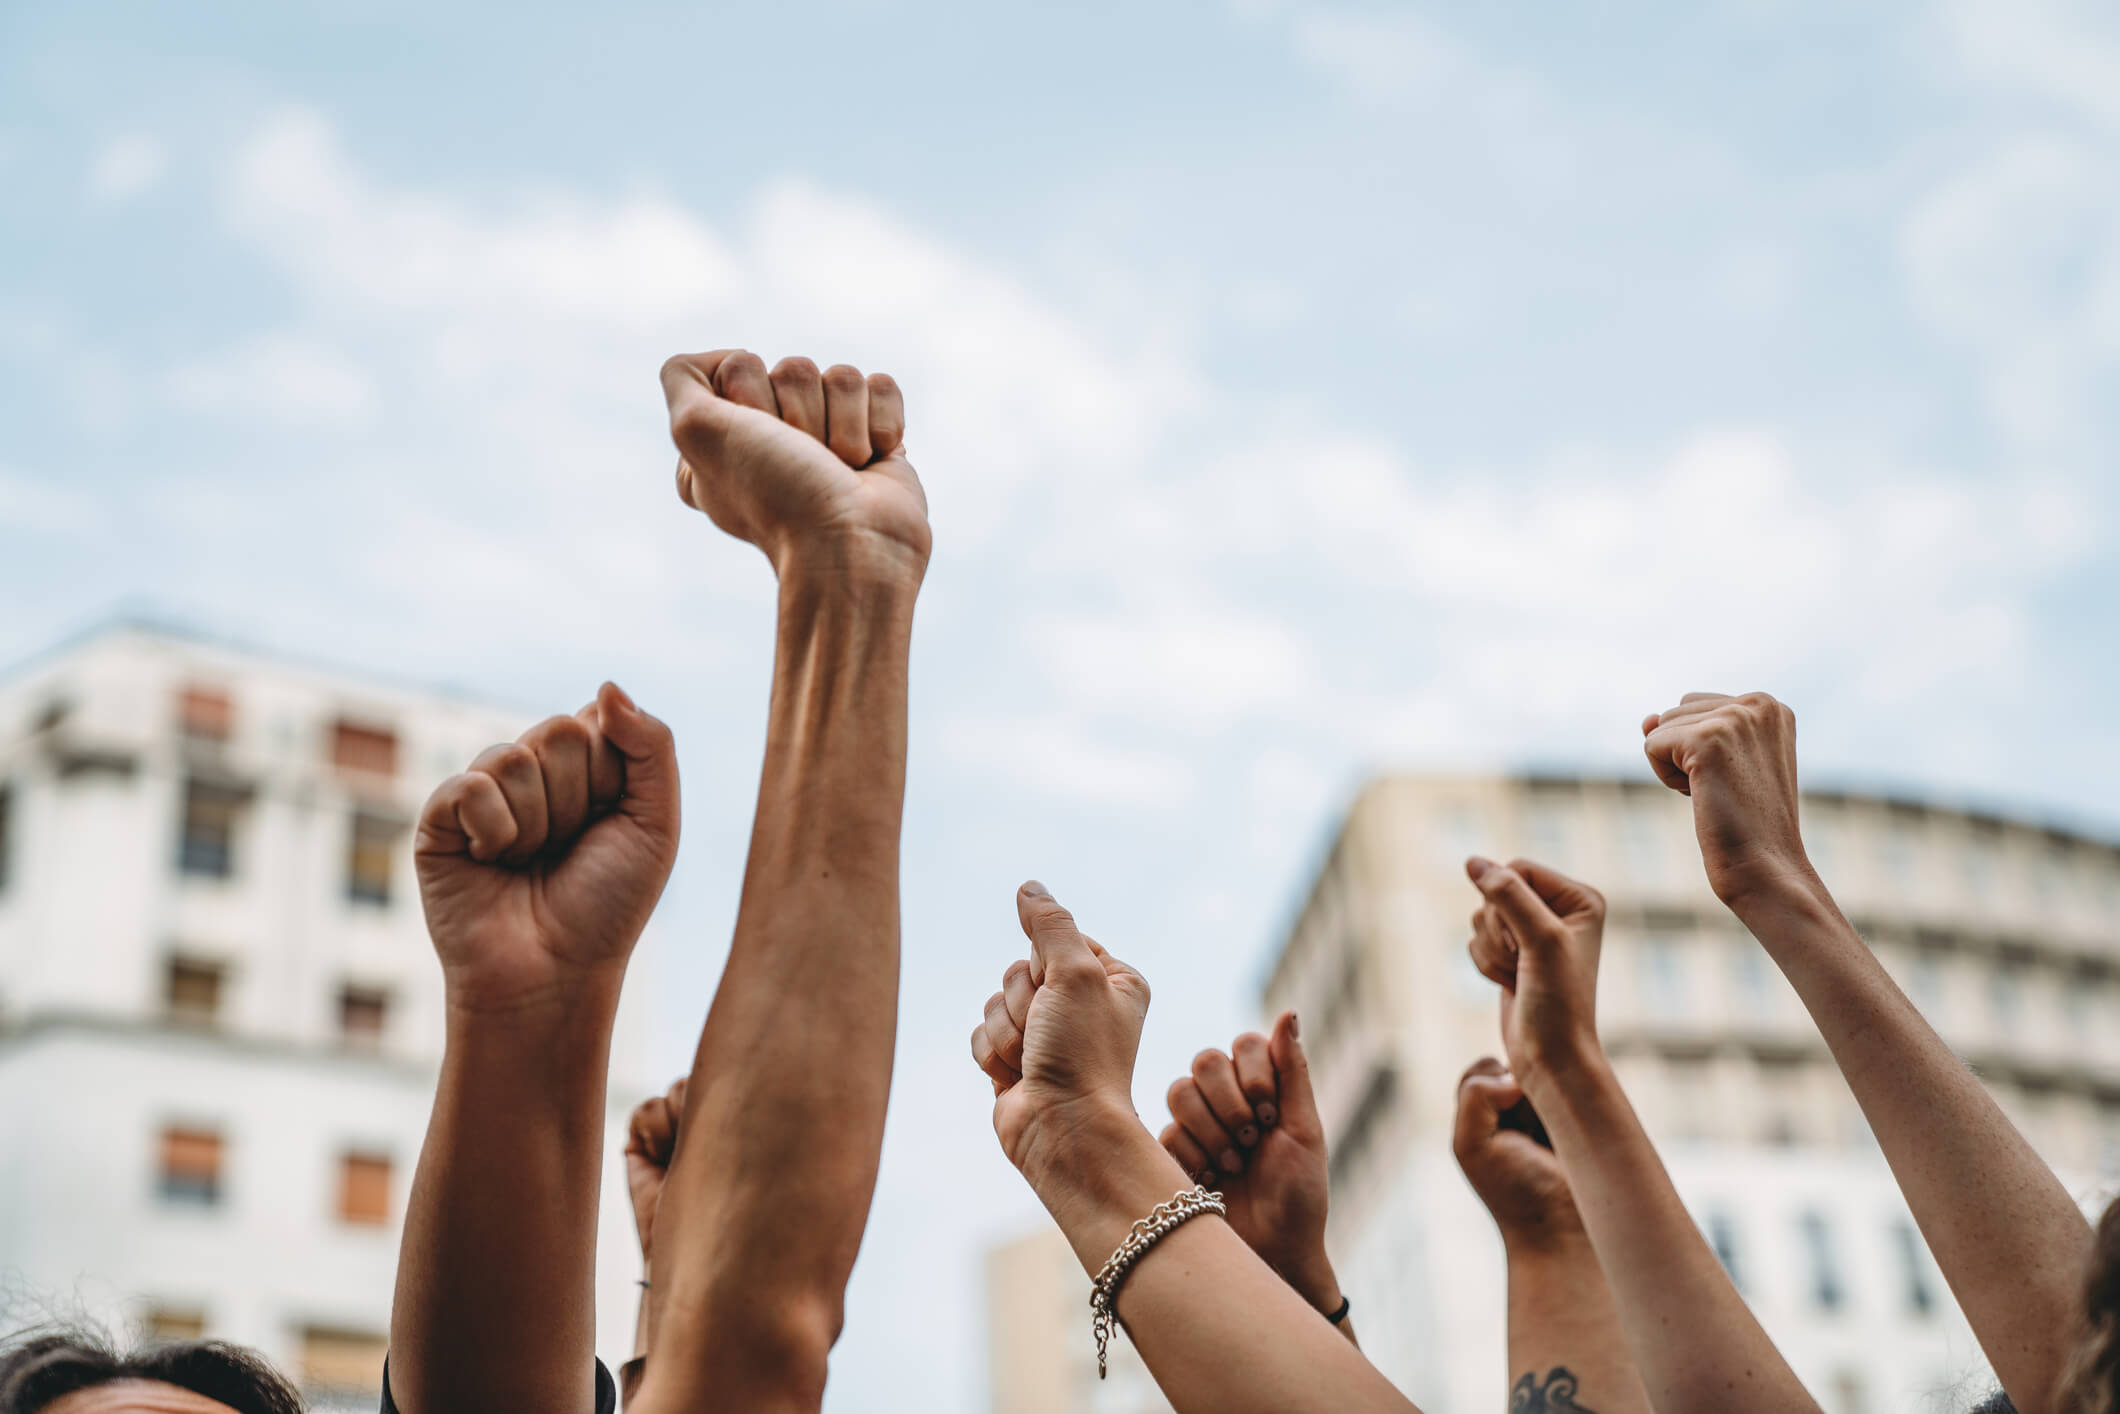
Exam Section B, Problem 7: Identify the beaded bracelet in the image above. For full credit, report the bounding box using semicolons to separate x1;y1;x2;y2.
1088;1184;1227;1378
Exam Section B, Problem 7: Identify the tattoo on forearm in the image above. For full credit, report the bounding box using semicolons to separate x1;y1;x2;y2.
1511;1367;1596;1413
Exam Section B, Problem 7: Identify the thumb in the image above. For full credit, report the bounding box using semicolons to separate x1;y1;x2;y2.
1266;1010;1322;1138
1451;1059;1523;1159
595;682;681;843
1467;856;1565;956
660;351;744;484
1017;880;1096;986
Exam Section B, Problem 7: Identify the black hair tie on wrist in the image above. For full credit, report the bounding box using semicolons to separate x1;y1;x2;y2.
1325;1294;1351;1326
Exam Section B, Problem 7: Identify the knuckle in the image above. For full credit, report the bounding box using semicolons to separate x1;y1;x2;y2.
1003;958;1031;986
866;370;900;398
721;350;766;380
823;363;866;392
770;355;819;384
1191;1048;1225;1077
1166;1077;1194;1108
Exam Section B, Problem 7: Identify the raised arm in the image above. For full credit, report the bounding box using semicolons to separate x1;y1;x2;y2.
1451;1058;1651;1414
971;883;1418;1414
1643;692;2093;1413
631;350;928;1414
1154;1014;1357;1345
1465;856;1820;1414
390;686;680;1414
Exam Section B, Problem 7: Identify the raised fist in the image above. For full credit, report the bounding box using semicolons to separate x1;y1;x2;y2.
970;882;1152;1180
1451;1058;1580;1248
660;349;929;580
1157;1013;1335;1306
1464;856;1607;1089
625;1077;687;1264
1642;691;1812;906
414;682;680;1013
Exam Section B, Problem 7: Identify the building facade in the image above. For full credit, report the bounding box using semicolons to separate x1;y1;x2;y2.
0;621;658;1410
988;772;2120;1414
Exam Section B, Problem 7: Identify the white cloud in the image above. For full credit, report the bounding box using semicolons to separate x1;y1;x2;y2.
1944;0;2120;131
86;135;164;204
227;110;736;328
164;333;377;423
1290;10;1466;106
0;469;100;538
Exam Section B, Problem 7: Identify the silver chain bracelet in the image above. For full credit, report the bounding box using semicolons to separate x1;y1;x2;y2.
1088;1184;1227;1378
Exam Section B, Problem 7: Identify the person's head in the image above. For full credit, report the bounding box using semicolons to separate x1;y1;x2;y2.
2056;1194;2120;1414
0;1331;303;1414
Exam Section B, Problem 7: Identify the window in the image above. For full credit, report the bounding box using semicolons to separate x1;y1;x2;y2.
156;1126;224;1207
1988;961;2026;1037
0;784;12;895
1706;1210;1745;1292
330;720;398;777
177;780;246;878
164;957;226;1026
338;985;389;1049
1729;941;1771;1015
336;1152;392;1225
176;686;233;743
1891;1218;1935;1316
345;813;399;906
297;1326;386;1404
1799;1209;1844;1311
1620;802;1671;886
139;1307;206;1345
1636;935;1687;1018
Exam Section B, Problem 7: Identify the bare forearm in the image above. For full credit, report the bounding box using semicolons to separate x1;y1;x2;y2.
648;554;917;1396
1031;1119;1415;1414
1532;1055;1818;1414
1733;875;2090;1411
390;988;620;1414
1503;1234;1652;1414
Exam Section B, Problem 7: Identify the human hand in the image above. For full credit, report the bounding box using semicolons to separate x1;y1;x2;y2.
970;882;1152;1189
1464;856;1607;1093
1642;691;1814;907
414;683;680;1013
660;349;929;583
625;1078;687;1264
1451;1057;1582;1250
1157;1013;1338;1310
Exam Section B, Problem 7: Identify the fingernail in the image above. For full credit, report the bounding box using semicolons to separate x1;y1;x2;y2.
605;681;637;713
1257;1102;1278;1127
1289;1012;1300;1040
1237;1124;1259;1147
1467;855;1495;879
1021;879;1051;899
1195;1169;1216;1187
1219;1148;1243;1174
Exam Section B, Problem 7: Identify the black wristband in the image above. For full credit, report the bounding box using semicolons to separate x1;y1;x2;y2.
1324;1293;1351;1326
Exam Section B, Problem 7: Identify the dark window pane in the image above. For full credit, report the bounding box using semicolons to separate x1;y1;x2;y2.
157;1126;224;1207
345;814;399;906
177;781;244;879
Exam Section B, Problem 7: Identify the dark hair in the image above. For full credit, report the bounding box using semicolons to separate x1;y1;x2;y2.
2059;1195;2120;1414
0;1328;305;1414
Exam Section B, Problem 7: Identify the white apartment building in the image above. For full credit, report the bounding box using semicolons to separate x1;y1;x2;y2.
988;773;2120;1414
0;619;660;1410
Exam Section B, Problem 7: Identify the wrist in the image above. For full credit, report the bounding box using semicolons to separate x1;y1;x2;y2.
772;528;927;596
442;962;625;1032
1017;1099;1199;1275
1517;1037;1614;1113
1711;852;1824;912
1498;1210;1591;1260
1275;1250;1343;1315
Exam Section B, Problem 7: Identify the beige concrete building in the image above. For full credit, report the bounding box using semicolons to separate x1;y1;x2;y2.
987;772;2120;1414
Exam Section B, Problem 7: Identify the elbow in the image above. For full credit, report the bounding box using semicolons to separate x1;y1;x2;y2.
727;1291;843;1411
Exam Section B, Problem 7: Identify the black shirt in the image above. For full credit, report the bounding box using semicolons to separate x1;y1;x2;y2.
378;1357;617;1413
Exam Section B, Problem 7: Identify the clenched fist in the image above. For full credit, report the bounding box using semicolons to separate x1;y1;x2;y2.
1157;1013;1337;1311
414;682;680;1013
626;1077;687;1265
1642;691;1813;906
1452;1058;1580;1250
1465;856;1608;1090
660;349;929;581
970;882;1152;1183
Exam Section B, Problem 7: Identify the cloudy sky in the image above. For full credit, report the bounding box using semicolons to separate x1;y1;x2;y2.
4;0;2118;1408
